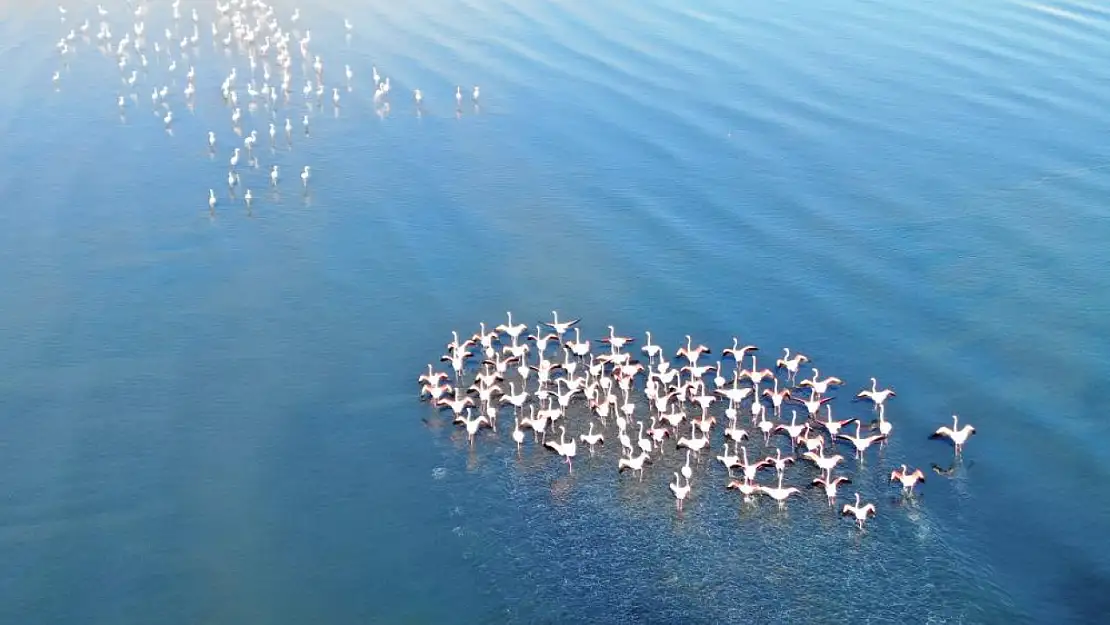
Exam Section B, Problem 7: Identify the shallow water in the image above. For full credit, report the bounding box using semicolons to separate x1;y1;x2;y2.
1;0;1109;623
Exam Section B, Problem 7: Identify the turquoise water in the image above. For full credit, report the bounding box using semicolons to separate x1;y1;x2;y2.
2;0;1109;622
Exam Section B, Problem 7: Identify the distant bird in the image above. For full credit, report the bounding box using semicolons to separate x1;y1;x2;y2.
455;86;462;106
244;189;253;206
270;165;279;186
208;189;216;212
929;414;976;455
208;131;216;150
301;165;311;187
414;89;423;105
472;85;480;101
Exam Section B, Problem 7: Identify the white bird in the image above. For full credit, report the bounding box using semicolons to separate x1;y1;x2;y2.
930;414;976;455
641;331;662;361
669;472;691;511
544;425;577;472
270;165;279;186
244;189;253;205
798;368;843;395
841;493;876;530
544;310;580;337
472;85;480;101
759;475;801;506
414;89;422;105
301;166;311;187
511;416;525;449
208;131;216;150
870;403;893;440
836;421;886;461
618;450;651;480
803;448;845;479
776;347;809;383
229;147;240;169
857;377;896;409
208;189;216;211
890;464;926;495
811;475;851;507
579;422;604;452
726;478;760;502
457;408;489;446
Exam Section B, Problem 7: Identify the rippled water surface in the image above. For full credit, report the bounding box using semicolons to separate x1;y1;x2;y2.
2;0;1109;623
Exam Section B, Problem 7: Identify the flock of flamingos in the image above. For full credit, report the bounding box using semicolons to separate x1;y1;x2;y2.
53;0;479;217
420;312;976;531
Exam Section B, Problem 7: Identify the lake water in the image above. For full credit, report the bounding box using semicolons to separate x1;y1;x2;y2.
1;0;1109;623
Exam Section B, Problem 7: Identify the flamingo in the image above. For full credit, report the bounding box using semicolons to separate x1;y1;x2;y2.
641;331;662;361
580;422;604;452
811;475;851;507
726;478;760;502
759;475;801;506
618;449;651;480
836;421;886;461
803;448;845;479
776;348;809;382
544;310;580;337
456;408;488;445
929;414;976;455
669;472;691;510
856;377;896;409
798;368;843;395
722;337;758;363
841;493;876;530
511;416;525;450
890;464;926;495
870;403;893;441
